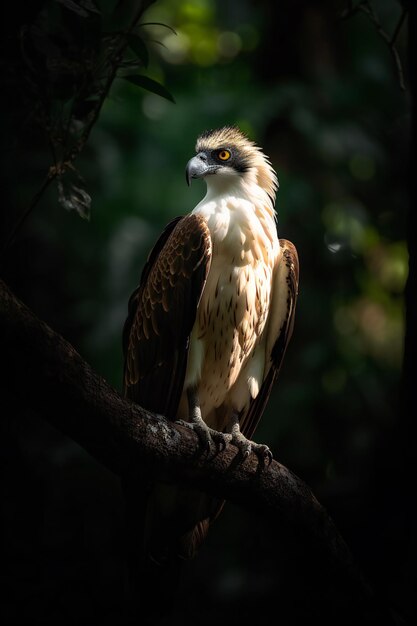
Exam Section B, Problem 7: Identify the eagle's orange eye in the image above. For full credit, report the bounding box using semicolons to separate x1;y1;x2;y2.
218;149;231;161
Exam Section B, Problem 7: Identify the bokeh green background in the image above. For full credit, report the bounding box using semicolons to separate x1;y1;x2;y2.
1;0;411;624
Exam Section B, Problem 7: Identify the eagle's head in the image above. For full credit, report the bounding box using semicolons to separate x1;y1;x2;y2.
186;126;278;201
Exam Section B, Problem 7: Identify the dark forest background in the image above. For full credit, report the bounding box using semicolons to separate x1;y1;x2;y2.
0;0;414;624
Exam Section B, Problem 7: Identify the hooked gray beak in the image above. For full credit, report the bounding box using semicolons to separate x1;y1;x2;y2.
185;153;211;186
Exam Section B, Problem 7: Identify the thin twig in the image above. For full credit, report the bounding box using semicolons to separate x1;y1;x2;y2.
340;1;408;91
390;7;408;46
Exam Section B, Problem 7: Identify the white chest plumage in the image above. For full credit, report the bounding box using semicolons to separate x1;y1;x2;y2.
184;183;279;424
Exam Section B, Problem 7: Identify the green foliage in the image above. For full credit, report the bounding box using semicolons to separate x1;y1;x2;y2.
122;73;175;101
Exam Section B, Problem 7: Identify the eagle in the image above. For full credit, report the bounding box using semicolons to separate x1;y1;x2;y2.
123;126;299;567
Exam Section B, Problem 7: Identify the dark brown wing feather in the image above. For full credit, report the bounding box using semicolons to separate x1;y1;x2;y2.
123;213;212;419
241;239;299;440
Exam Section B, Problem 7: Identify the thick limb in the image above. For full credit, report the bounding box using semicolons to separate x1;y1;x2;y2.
228;411;273;464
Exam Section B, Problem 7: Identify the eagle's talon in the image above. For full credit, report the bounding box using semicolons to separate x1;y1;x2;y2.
229;422;272;465
216;433;229;452
230;431;251;458
251;442;273;465
191;422;212;452
220;433;233;453
211;429;231;453
179;417;227;455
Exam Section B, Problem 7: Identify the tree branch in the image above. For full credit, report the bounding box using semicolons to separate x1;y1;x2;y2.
340;1;408;91
0;278;393;621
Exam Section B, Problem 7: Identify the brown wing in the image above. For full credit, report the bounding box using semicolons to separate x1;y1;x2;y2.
123;213;212;419
240;239;299;439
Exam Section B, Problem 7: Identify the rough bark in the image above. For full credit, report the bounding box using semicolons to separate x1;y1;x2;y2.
0;278;393;622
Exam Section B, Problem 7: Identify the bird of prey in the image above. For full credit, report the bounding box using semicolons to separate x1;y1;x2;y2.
123;126;299;565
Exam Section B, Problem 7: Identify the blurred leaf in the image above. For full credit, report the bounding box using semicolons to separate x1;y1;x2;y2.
57;177;91;220
140;21;177;35
126;34;149;67
146;38;168;50
122;74;175;102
